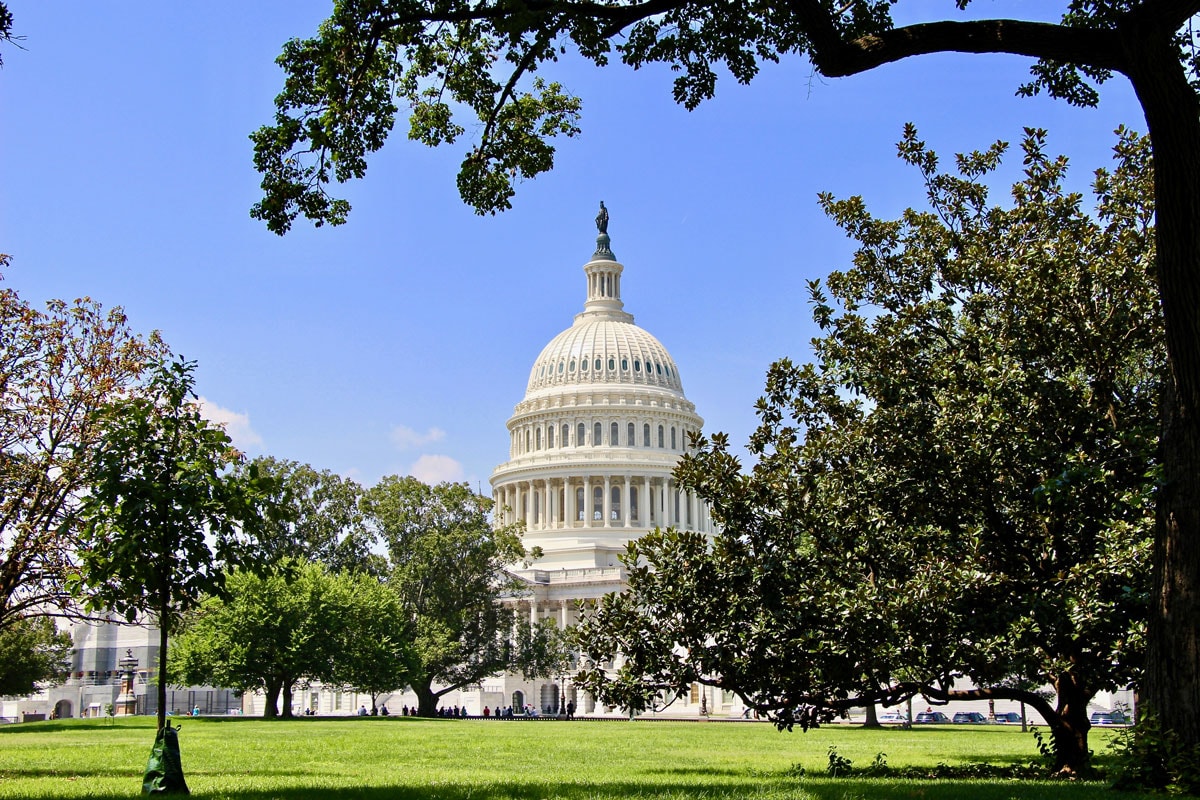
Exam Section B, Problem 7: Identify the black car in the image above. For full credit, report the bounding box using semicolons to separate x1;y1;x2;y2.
915;711;950;724
993;712;1022;724
953;711;987;724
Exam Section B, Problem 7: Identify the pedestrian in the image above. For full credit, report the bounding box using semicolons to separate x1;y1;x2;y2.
380;704;389;716
566;700;575;720
358;705;368;716
483;706;490;717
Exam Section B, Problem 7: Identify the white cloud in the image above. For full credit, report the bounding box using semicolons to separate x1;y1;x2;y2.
408;454;464;484
197;397;264;449
390;424;446;451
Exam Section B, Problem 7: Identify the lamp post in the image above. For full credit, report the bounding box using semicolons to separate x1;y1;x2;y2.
115;649;138;716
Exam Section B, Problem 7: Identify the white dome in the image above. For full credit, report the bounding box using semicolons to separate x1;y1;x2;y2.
525;318;684;397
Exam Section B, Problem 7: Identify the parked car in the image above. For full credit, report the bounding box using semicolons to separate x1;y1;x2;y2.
1090;711;1128;726
993;712;1022;724
953;711;988;724
914;711;950;724
878;710;907;724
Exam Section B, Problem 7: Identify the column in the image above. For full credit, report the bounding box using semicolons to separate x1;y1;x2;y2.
640;479;650;529
583;477;591;526
530;600;538;627
560;599;570;628
541;481;549;530
603;475;612;528
623;475;632;528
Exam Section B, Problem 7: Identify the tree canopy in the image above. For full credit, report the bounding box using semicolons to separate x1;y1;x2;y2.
0;615;72;698
361;476;531;716
0;268;164;632
575;127;1161;774
172;561;407;717
77;358;272;729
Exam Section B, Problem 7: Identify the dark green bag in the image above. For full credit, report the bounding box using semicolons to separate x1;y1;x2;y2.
143;724;190;795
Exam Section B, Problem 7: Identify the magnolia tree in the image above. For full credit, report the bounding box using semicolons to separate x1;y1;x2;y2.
575;128;1160;774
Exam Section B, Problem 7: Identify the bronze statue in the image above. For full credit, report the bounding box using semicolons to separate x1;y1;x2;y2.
595;201;608;234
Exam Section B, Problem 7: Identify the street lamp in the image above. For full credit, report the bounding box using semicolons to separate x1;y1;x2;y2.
115;649;138;716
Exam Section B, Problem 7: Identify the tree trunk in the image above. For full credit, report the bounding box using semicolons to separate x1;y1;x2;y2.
862;703;880;728
156;610;169;730
281;681;295;719
1050;673;1093;775
1126;32;1200;754
414;680;439;717
263;678;281;719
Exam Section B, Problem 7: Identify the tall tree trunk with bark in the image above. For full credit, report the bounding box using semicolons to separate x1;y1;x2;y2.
1125;26;1200;753
413;679;439;717
1050;673;1093;775
263;678;281;719
156;609;169;731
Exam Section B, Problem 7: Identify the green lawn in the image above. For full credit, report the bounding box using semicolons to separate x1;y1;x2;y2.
0;716;1152;799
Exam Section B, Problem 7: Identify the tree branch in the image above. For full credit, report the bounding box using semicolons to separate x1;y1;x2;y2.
789;0;1127;78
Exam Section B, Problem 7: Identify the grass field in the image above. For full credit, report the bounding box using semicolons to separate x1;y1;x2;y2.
0;716;1154;799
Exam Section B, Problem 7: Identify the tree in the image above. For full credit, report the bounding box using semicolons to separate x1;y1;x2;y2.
0;615;72;698
575;128;1160;773
360;476;530;717
241;457;383;577
0;267;165;633
172;561;404;717
76;358;270;730
252;0;1200;748
329;574;411;712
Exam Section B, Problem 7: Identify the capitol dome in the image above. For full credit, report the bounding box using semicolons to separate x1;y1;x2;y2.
491;204;710;574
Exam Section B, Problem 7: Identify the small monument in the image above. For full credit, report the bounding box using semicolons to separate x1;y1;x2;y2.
115;649;138;716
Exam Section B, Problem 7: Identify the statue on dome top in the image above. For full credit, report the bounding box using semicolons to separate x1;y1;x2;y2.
595;201;608;235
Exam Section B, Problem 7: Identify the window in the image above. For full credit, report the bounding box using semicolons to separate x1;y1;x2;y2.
578;423;586;446
536;428;541;450
611;486;621;521
581;358;588;371
533;492;540;523
608;358;615;371
558;361;564;373
621;358;629;370
593;487;603;521
656;363;662;374
595;358;602;371
547;426;554;448
671;427;677;450
634;360;641;372
630;488;639;522
563;424;571;447
575;487;584;521
569;359;576;372
658;425;665;448
643;424;651;447
593;422;602;446
627;422;635;446
610;422;619;446
525;430;531;452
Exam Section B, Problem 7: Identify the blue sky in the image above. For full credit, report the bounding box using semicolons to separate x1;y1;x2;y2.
1;2;1147;492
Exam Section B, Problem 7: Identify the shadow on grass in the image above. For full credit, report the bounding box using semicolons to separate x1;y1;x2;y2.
0;778;1135;800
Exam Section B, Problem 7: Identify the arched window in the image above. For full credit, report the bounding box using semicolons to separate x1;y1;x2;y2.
634;360;641;372
595;358;602;371
627;422;635;446
671;427;677;450
563;424;571;447
533;492;540;523
643;423;651;447
611;486;621;521
621;358;629;370
526;430;531;452
547;426;554;448
593;487;603;520
575;487;585;521
581;358;588;371
658;425;665;448
608;357;615;371
569;359;576;372
610;422;619;446
630;488;639;523
593;422;602;446
536;428;542;450
577;423;586;446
